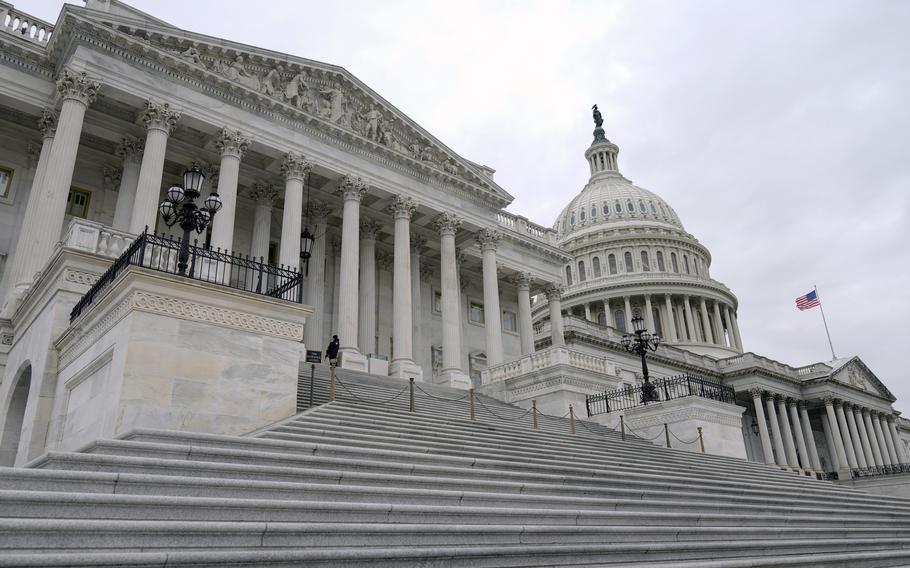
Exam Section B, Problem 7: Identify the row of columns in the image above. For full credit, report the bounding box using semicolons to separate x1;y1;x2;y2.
750;389;907;472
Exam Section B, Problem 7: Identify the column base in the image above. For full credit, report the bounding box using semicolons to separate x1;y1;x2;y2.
389;359;423;381
437;368;471;390
339;349;368;372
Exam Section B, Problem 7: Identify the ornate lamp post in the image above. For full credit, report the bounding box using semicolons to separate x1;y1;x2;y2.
299;171;315;273
621;314;661;403
158;163;223;275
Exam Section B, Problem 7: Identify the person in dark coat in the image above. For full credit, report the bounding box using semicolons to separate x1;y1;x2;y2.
326;335;340;366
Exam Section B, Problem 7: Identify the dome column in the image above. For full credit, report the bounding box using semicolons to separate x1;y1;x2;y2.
623;296;633;332
662;295;678;342
682;295;698;342
729;306;743;351
644;295;655;334
725;305;742;351
699;297;715;344
712;302;725;347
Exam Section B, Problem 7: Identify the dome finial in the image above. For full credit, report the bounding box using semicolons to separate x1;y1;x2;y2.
592;104;606;141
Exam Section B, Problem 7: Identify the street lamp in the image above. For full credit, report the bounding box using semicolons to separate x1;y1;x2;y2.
299;169;315;274
158;163;222;275
622;314;661;403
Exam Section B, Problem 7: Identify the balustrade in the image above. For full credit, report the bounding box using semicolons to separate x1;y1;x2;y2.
1;4;53;44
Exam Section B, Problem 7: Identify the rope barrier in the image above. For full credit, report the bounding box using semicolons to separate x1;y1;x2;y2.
669;428;701;445
621;420;667;442
333;376;410;406
414;383;470;402
474;395;533;422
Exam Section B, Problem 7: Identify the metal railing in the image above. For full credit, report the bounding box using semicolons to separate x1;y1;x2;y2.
70;230;303;321
847;463;910;480
586;374;736;417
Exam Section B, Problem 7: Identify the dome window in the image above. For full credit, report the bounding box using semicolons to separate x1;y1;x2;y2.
614;309;627;332
591;205;597;218
608;253;617;275
641;251;650;272
615;201;622;215
565;265;573;286
603;203;609;216
592;256;601;277
577;261;587;282
683;255;691;274
656;251;665;271
626;200;634;213
650;202;657;214
671;252;679;273
570;212;576;226
624;251;633;273
639;200;646;213
579;209;586;222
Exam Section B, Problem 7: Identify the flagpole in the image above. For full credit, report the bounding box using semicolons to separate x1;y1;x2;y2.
814;284;837;360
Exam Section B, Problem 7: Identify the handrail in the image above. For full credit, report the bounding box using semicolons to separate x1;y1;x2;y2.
586;373;736;416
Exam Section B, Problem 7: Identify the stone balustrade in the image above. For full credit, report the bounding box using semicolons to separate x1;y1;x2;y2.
60;218;137;260
481;345;614;384
496;210;557;246
0;2;53;44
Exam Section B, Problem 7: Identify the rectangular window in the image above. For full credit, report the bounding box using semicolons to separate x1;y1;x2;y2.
432;289;442;314
469;299;485;324
66;188;91;219
502;310;517;332
0;166;13;199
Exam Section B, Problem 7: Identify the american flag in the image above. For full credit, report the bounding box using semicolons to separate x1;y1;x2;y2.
795;290;820;311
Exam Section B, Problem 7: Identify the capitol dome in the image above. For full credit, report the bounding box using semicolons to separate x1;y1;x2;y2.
541;111;744;359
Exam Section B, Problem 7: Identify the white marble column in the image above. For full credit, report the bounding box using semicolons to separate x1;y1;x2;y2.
129;101;179;234
751;389;775;465
644;295;655;333
712;302;725;347
1;109;58;317
476;229;504;367
622;296;633;332
699;297;714;344
248;182;277;263
210;128;252;252
663;295;678;342
883;414;901;465
335;175;367;369
303;202;331;352
410;236;427;371
852;406;876;467
729;307;743;351
786;399;810;469
358;219;381;356
862;408;885;467
545;284;566;347
798;401;823;471
834;400;859;469
871;412;894;465
824;397;850;473
434;212;469;388
888;416;907;463
388;196;421;379
111;136;144;231
24;71;100;287
584;303;592;322
516;272;534;355
821;412;840;470
775;395;800;468
278;152;311;270
845;404;871;468
683;296;698;342
764;393;788;467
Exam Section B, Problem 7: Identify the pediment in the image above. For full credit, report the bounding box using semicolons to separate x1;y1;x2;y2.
831;357;894;400
53;3;512;208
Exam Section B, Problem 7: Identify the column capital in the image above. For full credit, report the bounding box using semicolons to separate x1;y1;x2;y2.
434;211;462;236
336;174;367;202
360;218;383;240
115;136;145;164
885;413;897;423
216;127;251;158
377;251;394;272
832;398;845;409
475;228;502;252
771;393;785;403
410;234;427;253
37;108;57;139
860;406;871;416
248;181;279;204
823;396;836;407
102;166;122;192
749;388;765;399
389;195;417;220
56;68;101;106
305;200;332;220
797;400;809;411
544;283;565;301
785;397;798;409
140;101;181;135
281;152;312;181
513;271;534;291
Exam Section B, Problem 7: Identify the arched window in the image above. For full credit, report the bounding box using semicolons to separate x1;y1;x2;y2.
591;205;597;218
656;251;665;271
565;265;573;286
603;203;609;216
577;260;587;282
640;251;650;272
615;201;622;215
570;212;576;226
597;311;606;325
626;200;634;213
650;202;657;214
683;255;690;274
608;253;617;275
624;251;633;273
659;203;667;216
671;252;679;273
614;309;627;332
639;199;646;213
592;256;601;277
579;209;586;222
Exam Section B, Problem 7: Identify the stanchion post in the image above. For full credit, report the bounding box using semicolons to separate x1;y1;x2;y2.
469;389;476;422
664;423;670;448
409;378;415;413
698;426;705;454
532;400;539;431
329;363;336;402
620;415;626;441
308;363;315;408
569;404;576;435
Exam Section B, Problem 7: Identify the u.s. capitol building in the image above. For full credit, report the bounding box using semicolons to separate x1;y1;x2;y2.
1;1;910;565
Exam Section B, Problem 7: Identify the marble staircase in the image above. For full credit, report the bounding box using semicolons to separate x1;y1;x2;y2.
2;369;910;566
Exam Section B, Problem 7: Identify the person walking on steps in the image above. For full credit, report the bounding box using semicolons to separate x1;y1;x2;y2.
326;335;340;367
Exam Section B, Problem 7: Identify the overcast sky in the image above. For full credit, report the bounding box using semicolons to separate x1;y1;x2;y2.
31;1;910;412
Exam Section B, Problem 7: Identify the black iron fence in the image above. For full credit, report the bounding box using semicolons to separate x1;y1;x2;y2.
847;463;910;480
70;230;303;322
586;374;736;417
